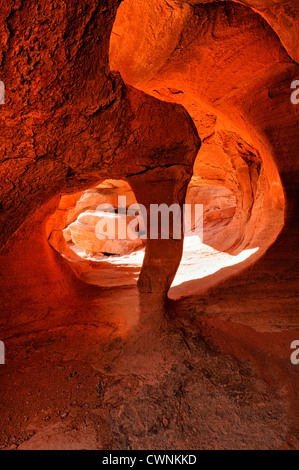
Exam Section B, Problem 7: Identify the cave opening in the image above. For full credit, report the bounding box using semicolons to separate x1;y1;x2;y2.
39;0;286;300
0;0;298;451
47;173;267;295
47;179;145;288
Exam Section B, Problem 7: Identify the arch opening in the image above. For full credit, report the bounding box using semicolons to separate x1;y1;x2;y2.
47;179;145;288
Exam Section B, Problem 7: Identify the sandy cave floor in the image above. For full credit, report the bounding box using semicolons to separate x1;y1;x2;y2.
0;236;298;450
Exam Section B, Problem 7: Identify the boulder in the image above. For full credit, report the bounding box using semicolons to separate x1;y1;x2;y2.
68;211;142;256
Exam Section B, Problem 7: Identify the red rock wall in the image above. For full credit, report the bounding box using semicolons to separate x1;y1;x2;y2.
0;0;298;451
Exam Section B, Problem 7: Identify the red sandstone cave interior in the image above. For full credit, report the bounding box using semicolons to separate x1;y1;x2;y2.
0;0;298;451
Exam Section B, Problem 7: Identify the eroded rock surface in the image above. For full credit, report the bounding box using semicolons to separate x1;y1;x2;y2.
0;0;298;451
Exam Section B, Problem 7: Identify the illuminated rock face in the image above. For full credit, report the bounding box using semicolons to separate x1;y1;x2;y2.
57;180;143;257
0;0;298;451
68;210;142;256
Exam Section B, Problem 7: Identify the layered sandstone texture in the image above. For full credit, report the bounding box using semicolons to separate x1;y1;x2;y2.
0;0;298;450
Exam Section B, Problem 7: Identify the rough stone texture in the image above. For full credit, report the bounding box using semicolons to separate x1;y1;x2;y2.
185;1;299;63
0;0;298;451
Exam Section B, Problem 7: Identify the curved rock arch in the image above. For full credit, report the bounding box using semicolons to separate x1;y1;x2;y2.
0;0;298;451
110;0;298;296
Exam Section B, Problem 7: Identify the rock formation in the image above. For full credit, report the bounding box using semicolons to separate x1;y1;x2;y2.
0;0;298;450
